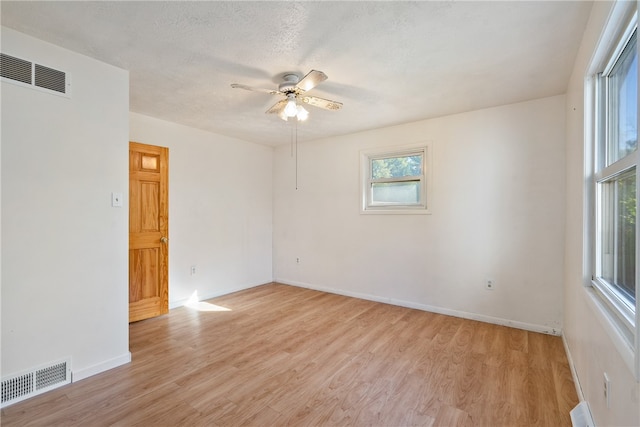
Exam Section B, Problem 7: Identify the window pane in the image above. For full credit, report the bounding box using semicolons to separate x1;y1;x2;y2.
371;154;422;179
599;169;636;305
607;30;637;165
372;181;420;204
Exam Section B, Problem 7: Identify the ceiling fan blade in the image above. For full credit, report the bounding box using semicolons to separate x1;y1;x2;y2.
300;95;343;111
295;70;328;92
266;99;287;114
231;83;280;95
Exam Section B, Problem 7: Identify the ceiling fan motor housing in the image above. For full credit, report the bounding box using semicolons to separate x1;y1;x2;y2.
279;73;300;93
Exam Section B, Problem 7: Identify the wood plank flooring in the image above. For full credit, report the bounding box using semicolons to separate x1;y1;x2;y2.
1;283;578;426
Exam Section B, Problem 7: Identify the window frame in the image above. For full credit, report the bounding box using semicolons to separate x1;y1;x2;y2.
587;5;639;378
360;142;432;215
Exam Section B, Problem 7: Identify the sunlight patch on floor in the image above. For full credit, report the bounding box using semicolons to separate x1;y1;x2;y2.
184;291;231;312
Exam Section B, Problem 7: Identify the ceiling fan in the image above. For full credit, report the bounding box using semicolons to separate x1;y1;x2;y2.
231;70;343;121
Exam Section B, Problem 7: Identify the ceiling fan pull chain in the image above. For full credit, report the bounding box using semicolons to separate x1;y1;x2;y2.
295;120;298;191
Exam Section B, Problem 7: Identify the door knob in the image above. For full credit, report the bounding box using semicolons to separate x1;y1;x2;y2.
160;236;168;243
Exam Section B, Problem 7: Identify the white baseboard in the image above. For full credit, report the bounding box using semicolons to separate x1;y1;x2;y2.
72;352;131;382
276;278;561;336
562;333;586;402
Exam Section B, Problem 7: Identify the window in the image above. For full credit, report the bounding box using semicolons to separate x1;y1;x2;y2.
360;143;431;214
592;13;638;339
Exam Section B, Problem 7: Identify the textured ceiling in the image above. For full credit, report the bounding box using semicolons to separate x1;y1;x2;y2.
1;1;593;146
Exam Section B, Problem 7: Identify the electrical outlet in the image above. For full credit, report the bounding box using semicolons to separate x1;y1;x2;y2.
111;192;123;207
190;265;196;276
485;279;495;290
603;372;611;408
296;257;300;264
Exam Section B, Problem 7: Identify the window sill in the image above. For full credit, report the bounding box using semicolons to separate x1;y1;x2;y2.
360;208;432;215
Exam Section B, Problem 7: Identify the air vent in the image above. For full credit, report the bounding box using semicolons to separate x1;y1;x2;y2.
1;53;32;84
1;53;70;97
1;373;33;405
35;63;66;93
1;358;72;408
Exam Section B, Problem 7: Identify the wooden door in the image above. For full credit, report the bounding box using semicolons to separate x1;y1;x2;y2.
129;142;169;322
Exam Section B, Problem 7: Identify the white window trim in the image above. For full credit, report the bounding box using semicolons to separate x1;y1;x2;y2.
586;2;639;379
360;142;433;215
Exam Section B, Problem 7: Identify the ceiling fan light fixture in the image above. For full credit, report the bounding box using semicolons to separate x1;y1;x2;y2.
296;105;309;121
284;97;298;117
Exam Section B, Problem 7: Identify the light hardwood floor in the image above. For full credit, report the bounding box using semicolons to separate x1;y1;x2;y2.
2;283;578;426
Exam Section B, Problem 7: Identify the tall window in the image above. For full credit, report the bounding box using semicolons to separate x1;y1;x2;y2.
593;16;638;336
360;143;431;214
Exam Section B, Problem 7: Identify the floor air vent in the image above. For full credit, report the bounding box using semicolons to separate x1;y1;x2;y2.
570;401;595;427
1;359;71;408
1;53;71;97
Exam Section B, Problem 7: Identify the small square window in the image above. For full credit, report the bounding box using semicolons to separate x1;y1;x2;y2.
360;143;431;214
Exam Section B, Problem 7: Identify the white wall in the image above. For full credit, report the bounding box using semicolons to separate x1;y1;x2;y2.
274;95;566;333
129;113;273;307
1;28;130;380
563;1;640;426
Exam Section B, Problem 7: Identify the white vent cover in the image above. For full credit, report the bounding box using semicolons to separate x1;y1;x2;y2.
1;53;71;97
570;401;595;427
1;358;72;408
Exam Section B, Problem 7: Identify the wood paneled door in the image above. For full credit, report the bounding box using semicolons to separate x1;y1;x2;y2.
129;142;169;323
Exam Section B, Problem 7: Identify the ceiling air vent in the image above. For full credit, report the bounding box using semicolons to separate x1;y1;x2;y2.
1;53;70;97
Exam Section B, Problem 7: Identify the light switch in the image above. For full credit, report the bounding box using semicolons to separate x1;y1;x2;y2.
111;192;123;207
